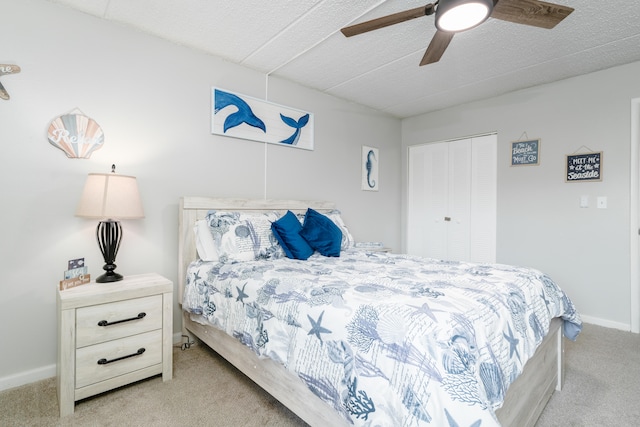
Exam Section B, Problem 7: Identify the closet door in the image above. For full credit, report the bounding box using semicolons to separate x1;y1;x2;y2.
407;135;496;263
408;142;449;259
446;138;472;261
470;134;497;262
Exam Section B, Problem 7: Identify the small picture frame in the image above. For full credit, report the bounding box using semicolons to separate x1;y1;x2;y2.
511;139;540;166
566;152;602;182
361;146;379;191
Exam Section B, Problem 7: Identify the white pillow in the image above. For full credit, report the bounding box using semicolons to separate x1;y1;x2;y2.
194;219;218;261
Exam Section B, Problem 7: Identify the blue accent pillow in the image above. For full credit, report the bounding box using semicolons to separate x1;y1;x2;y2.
300;208;342;257
271;211;314;260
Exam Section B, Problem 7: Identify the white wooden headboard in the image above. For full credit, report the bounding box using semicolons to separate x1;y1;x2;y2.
178;197;336;303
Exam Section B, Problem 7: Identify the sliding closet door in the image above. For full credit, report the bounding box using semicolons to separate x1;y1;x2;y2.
407;134;496;263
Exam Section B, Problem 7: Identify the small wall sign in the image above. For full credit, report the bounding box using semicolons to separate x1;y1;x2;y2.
47;110;105;158
511;139;540;166
566;152;602;182
0;64;21;100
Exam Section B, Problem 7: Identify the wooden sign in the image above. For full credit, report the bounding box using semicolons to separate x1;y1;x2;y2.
566;152;602;182
511;139;540;166
60;274;91;291
0;64;21;100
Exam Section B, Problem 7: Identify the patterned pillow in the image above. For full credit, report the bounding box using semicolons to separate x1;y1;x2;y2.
205;210;283;262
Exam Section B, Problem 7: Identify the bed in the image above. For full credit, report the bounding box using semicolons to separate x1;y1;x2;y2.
178;197;581;426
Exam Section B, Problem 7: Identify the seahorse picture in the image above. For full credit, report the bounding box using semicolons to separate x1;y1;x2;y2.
212;87;314;150
361;146;379;191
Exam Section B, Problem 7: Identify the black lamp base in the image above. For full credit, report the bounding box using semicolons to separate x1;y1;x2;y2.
96;220;124;283
96;269;123;283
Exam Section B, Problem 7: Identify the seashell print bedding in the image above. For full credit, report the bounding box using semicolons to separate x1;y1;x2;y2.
182;249;581;426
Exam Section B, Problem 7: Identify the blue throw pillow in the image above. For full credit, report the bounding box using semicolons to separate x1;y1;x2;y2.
271;211;314;260
300;208;342;257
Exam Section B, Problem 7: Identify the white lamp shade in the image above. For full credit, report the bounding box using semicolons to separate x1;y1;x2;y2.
76;173;144;220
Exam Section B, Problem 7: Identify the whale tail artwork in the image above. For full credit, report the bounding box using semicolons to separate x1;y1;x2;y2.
214;89;266;133
212;87;314;150
279;113;310;145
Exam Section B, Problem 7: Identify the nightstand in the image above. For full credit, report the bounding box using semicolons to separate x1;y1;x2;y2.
353;243;392;253
57;273;173;416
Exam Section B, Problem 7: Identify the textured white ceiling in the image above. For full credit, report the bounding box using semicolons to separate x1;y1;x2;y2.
45;0;640;118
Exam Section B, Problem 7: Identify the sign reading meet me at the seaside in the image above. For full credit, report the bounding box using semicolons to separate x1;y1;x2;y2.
566;152;602;182
511;139;540;166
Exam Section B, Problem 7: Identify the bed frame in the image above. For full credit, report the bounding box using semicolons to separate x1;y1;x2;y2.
178;196;565;427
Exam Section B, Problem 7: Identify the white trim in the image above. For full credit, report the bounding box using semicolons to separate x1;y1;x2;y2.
581;315;631;332
631;98;640;333
0;364;56;392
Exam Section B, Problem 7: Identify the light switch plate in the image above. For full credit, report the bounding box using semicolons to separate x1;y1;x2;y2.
580;195;589;208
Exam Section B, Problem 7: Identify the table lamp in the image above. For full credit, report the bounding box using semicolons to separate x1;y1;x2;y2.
75;165;144;283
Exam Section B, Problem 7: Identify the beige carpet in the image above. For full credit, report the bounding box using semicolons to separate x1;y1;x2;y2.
1;324;638;426
0;343;305;427
535;324;640;426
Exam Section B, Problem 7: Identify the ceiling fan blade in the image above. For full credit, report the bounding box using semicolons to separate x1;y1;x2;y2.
491;0;574;29
420;31;454;66
341;4;434;37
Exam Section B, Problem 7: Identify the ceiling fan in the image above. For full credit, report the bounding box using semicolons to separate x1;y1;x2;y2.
341;0;574;66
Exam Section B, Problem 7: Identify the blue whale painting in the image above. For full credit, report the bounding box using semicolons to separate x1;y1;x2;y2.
214;89;266;133
212;87;313;150
280;113;310;145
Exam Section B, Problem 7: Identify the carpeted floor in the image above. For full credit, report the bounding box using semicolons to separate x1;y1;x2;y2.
536;324;640;426
1;324;638;426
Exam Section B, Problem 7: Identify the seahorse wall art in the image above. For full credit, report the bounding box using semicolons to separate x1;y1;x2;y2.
362;146;379;191
211;87;314;150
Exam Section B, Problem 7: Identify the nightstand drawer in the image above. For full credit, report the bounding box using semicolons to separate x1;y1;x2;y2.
76;295;163;347
75;329;163;389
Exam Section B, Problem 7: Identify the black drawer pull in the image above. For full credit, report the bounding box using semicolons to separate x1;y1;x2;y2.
97;348;145;365
98;312;146;327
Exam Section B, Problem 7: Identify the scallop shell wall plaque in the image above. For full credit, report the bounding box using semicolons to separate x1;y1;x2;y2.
47;113;104;158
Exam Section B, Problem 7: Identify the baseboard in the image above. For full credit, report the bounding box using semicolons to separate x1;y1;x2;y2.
582;315;632;332
0;364;56;392
0;334;188;393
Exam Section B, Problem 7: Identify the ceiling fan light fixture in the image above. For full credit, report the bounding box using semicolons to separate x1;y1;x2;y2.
436;0;494;32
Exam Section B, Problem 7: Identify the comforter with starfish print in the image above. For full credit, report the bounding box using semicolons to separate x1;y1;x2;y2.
182;249;581;426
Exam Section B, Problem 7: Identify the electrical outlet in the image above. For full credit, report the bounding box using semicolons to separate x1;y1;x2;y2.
597;197;607;209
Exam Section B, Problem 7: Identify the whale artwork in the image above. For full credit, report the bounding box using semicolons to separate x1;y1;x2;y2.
212;88;314;150
214;89;266;133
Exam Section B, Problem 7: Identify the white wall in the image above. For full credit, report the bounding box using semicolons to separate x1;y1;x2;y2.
0;0;401;388
402;61;640;332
